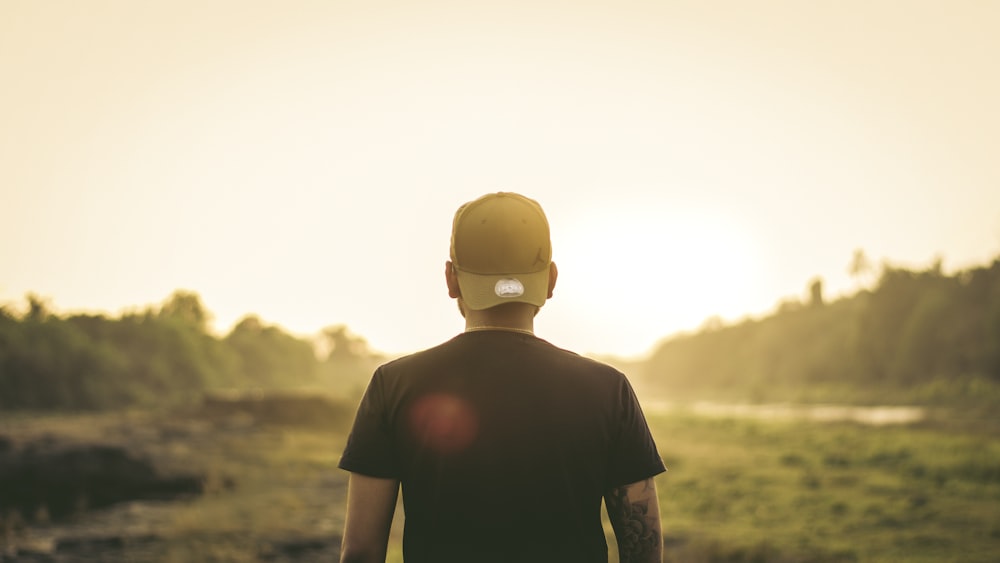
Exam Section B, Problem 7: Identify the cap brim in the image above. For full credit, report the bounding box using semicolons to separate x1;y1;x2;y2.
456;267;550;311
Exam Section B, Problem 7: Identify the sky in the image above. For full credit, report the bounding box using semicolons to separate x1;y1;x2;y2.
2;0;998;358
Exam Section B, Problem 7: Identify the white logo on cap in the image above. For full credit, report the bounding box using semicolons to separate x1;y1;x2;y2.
494;278;525;298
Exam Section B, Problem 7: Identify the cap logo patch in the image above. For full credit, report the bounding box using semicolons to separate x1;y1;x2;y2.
494;278;525;298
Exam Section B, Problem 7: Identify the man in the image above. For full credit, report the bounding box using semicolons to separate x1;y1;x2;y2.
338;192;666;563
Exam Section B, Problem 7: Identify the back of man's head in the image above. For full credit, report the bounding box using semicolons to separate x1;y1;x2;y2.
450;192;553;311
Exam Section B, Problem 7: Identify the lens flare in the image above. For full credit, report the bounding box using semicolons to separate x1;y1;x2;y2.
408;393;479;454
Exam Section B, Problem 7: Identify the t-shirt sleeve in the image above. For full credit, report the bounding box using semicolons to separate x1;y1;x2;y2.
606;376;666;489
338;368;400;478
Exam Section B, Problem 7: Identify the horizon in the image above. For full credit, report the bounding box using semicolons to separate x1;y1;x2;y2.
4;247;995;360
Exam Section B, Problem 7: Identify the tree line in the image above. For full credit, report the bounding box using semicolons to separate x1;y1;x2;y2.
643;253;1000;405
0;291;378;411
4;253;999;411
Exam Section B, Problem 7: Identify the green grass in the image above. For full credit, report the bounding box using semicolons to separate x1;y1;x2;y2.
650;413;1000;562
3;402;998;562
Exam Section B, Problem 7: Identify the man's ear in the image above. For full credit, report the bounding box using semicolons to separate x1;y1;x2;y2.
445;261;462;298
547;261;558;299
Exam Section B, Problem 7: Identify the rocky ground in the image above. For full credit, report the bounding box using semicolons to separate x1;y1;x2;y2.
0;394;357;562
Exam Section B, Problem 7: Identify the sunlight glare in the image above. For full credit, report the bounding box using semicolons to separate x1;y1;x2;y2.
552;202;760;353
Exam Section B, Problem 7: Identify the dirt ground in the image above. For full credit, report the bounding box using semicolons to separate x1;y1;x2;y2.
1;396;359;562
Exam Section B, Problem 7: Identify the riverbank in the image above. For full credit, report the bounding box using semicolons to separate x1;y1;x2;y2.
650;408;1000;562
645;401;927;425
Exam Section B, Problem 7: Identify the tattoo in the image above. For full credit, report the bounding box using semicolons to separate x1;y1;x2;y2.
606;478;660;563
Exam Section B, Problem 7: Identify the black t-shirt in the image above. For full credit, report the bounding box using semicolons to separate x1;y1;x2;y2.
339;330;665;562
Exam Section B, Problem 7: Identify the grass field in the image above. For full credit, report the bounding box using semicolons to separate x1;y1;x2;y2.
649;411;1000;562
2;400;998;562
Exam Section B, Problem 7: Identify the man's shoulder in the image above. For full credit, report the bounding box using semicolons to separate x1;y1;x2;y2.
368;335;462;382
544;342;626;377
500;334;622;374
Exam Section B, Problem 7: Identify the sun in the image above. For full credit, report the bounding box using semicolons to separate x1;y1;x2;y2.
548;203;760;355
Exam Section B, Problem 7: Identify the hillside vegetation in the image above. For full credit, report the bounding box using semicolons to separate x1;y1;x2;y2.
0;291;380;411
642;255;1000;407
2;254;999;411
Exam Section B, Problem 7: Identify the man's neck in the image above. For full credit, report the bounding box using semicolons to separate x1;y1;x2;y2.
463;302;537;334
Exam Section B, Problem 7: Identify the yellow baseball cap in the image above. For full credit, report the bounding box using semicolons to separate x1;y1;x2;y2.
450;192;553;310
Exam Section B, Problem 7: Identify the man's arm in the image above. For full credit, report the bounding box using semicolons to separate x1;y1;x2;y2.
339;473;400;563
605;477;662;563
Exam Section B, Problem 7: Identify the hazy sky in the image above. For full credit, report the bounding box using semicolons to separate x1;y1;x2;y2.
2;1;998;357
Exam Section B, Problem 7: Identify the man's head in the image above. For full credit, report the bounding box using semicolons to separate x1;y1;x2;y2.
446;192;557;313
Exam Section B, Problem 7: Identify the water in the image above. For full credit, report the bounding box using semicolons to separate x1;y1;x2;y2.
644;401;926;426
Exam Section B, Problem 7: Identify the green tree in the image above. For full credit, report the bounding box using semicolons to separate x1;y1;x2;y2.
322;325;371;361
848;248;874;289
809;277;824;307
159;290;211;332
225;315;319;387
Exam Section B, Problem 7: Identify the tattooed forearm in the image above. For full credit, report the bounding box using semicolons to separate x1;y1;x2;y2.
605;478;662;563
